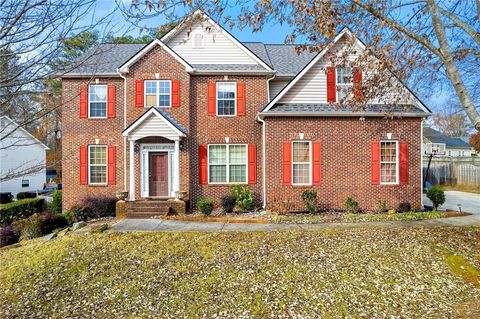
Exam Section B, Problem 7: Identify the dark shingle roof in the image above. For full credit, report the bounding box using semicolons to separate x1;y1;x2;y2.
155;108;188;134
192;64;270;72
267;103;426;115
423;127;472;149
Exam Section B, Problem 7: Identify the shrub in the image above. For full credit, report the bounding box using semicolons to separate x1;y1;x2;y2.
51;190;62;214
375;201;388;214
38;211;69;234
16;192;37;200
221;195;236;214
14;214;42;240
301;190;318;214
344;197;360;214
230;185;254;212
197;198;215;216
397;201;412;213
73;195;117;221
60;210;74;225
0;225;20;247
0;198;45;226
427;186;446;210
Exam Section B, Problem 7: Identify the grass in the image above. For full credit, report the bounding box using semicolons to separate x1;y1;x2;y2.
1;227;480;318
439;184;480;194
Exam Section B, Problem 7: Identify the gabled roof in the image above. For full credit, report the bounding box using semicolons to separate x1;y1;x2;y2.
423;127;473;149
122;107;187;138
161;9;273;72
0;116;49;150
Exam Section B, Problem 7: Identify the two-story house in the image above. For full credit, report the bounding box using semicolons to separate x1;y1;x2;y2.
62;10;430;214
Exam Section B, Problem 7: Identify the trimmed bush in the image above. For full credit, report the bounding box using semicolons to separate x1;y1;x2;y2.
51;190;62;214
397;201;412;213
344;197;360;214
38;211;69;234
16;192;37;200
427;186;446;210
301;190;318;214
221;195;236;214
197;198;215;216
72;195;117;221
15;214;42;240
0;225;20;247
0;198;45;226
230;185;254;212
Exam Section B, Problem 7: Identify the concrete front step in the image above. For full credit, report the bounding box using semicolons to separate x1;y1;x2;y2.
125;199;187;216
128;207;171;213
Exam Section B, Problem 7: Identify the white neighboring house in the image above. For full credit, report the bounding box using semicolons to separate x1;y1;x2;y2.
0;116;49;197
423;127;475;157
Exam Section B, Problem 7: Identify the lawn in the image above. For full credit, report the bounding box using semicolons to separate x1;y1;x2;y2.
1;227;480;318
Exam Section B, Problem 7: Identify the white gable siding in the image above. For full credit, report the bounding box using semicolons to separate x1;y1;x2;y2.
168;21;259;65
129;113;180;141
269;80;289;100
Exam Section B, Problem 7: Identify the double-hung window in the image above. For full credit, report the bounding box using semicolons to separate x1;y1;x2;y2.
336;67;353;101
380;141;398;184
216;82;236;116
292;141;311;185
89;85;107;118
208;144;247;183
88;145;107;184
145;80;171;107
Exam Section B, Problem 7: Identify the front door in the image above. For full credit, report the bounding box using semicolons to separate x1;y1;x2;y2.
149;152;168;197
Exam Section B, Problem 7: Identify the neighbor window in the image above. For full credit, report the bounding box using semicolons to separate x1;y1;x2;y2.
292;141;311;185
208;144;247;183
88;145;107;184
21;179;29;187
380;141;398;184
336;67;353;101
145;80;171;107
88;85;107;118
216;82;236;116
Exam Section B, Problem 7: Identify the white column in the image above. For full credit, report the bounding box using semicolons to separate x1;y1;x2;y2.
174;139;180;195
129;140;135;201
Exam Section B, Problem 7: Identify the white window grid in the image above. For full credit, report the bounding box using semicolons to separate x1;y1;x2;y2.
216;82;237;116
88;84;107;118
292;141;312;185
208;144;248;184
144;80;172;108
88;145;108;185
380;140;399;184
336;66;353;102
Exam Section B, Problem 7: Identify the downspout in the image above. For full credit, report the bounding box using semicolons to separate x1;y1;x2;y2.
118;70;128;191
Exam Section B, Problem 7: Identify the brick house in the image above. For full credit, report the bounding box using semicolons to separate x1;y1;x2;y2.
61;10;430;214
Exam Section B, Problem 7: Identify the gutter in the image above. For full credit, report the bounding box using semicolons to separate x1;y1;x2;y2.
259;112;430;118
117;69;128;192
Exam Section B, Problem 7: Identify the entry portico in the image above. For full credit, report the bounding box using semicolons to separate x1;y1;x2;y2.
122;107;187;201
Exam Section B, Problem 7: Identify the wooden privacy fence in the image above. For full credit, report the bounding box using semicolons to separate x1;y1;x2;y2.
423;157;480;186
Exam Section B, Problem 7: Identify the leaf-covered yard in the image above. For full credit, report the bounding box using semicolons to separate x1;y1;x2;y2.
1;227;480;318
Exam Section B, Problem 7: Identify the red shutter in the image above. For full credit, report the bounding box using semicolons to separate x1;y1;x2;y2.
80;146;88;185
135;80;144;108
199;145;208;184
312;141;321;185
172;80;180;107
353;68;363;101
371;141;380;185
282;142;292;185
207;83;216;116
248;144;256;184
326;66;336;103
80;86;88;118
108;146;116;185
107;85;115;118
237;82;245;116
399;141;409;185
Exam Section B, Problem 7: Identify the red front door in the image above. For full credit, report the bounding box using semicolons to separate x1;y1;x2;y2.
149;153;168;197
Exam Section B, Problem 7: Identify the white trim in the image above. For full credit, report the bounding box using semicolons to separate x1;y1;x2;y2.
0;116;49;150
88;144;108;185
207;144;248;184
291;140;312;186
379;140;399;185
216;82;237;117
161;9;273;71
117;39;194;73
140;144;175;198
122;107;186;139
88;84;108;119
336;66;353;102
144;79;172;108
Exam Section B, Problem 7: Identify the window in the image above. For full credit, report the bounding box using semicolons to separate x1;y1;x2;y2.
380;141;398;184
217;82;236;116
145;80;171;107
193;33;204;48
21;179;29;187
208;144;247;183
89;85;107;118
336;67;353;101
88;145;107;184
292;141;311;185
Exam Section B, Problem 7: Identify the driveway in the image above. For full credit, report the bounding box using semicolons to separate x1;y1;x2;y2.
423;191;480;215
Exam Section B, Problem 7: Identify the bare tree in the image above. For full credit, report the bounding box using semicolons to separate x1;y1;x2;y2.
433;113;470;137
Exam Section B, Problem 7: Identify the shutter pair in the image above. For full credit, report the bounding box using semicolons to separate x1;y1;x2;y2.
135;80;180;107
282;142;322;186
371;141;409;185
207;82;246;116
80;146;116;185
80;85;116;118
198;144;256;184
326;67;363;103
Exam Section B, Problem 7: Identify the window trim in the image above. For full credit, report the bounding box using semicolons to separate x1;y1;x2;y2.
88;84;108;119
380;140;399;185
216;82;237;117
88;144;108;185
144;79;172;108
336;66;353;102
291;140;312;186
207;144;248;185
192;32;204;49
